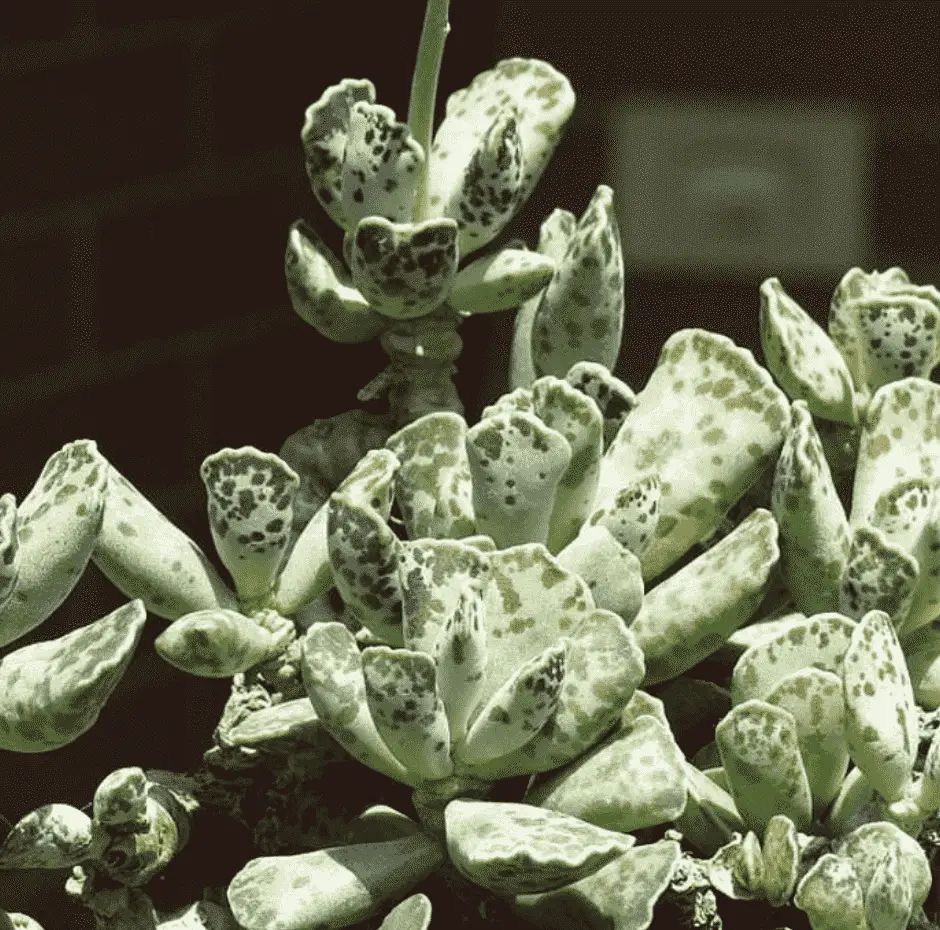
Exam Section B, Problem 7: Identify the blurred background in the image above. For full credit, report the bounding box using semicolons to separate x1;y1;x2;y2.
0;0;938;924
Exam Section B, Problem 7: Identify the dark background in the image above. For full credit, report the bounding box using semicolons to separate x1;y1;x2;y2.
0;1;938;925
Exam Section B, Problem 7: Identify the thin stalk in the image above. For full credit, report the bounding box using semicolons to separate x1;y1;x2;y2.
408;0;450;222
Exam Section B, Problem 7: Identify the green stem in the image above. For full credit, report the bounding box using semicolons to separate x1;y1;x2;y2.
408;0;450;222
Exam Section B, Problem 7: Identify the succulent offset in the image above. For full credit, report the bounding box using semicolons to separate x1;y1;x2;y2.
4;2;940;930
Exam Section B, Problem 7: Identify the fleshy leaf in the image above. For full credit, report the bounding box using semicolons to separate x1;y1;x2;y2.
449;248;554;318
482;386;535;420
377;894;431;930
730;612;856;705
904;620;940;709
398;538;491;655
444;799;631;896
227;834;444;930
794;853;866;930
527;714;686;833
362;646;452;781
348;217;458;320
428;58;575;252
864;842;912;930
850;378;940;529
595;329;789;580
225;698;325;751
587;473;661;558
839;525;918;627
465;412;571;549
93;767;148;830
843;610;917;802
157;902;236;930
300;78;376;229
557;525;644;623
630;509;779;685
674;761;744;857
759;277;857;423
715;699;813;833
531;185;625;379
834;821;931;912
468;608;643;779
512;839;680;930
154;609;283;678
0;804;94;869
275;448;399;616
762;814;799;907
201;448;297;602
285;221;384;344
457;641;566;766
0;441;108;648
531;376;604;552
772;400;850;614
0;495;18;614
565;361;637;449
0;600;146;752
436;111;524;256
510;209;576;390
328;493;403;645
94;468;236;621
764;668;848;810
385;413;475;540
829;266;940;394
707;831;765;902
341;102;423;227
301;622;413;785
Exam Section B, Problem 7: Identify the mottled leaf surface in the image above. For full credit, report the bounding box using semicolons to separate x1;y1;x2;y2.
0;804;94;869
449;248;554;317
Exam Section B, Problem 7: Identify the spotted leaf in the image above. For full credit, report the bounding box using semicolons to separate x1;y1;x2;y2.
301;622;412;785
300;77;376;229
444;799;631;896
564;361;636;449
512;839;680;930
0;600;146;752
843;610;917;802
348;217;458;320
864;842;913;930
631;509;779;685
0;495;18;614
285;220;384;344
674;761;744;857
0;804;95;869
465;411;571;549
0;441;108;648
449;248;554;317
588;473;661;558
762;814;799;907
227;834;444;930
707;831;765;902
93;767;148;830
759;277;857;423
904;620;940;709
596;330;789;580
531;185;625;379
224;697;326;753
839;525;918;628
716;699;813;833
794;854;866;930
428;58;574;253
385;412;475;539
772;400;850;615
362;646;453;781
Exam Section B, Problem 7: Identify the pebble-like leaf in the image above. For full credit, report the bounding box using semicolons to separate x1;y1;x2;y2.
93;766;148;830
385;413;475;540
674;761;744;857
759;277;857;423
377;894;431;930
362;646;453;781
285;220;384;344
839;525;918;627
465;411;571;549
449;248;554;318
707;831;765;902
527;714;686;833
201;448;297;603
225;697;325;751
0;804;95;869
512;839;680;930
0;441;108;648
630;509;779;685
0;600;146;752
794;853;866;930
565;361;636;449
428;58;574;252
444;799;631;896
301;622;413;785
588;473;661;558
772;400;850;614
340;102;423;227
349;217;458;320
595;329;789;580
843;610;918;802
864;842;912;930
227;834;444;930
716;699;813;833
531;185;625;379
300;77;376;229
761;814;799;907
